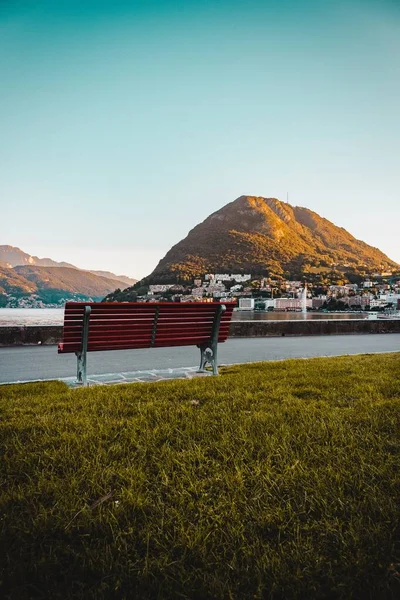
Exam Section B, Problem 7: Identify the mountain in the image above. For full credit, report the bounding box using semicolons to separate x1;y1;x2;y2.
88;270;136;287
145;196;398;282
0;245;76;269
0;265;129;306
13;266;127;296
0;267;38;295
0;245;136;286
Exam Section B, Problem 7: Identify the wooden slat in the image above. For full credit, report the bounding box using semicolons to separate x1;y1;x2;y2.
58;301;235;353
63;301;234;310
153;338;210;348
59;341;154;353
65;325;155;332
64;314;156;322
155;323;217;332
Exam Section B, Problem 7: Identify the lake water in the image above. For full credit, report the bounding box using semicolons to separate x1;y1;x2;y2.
0;307;369;326
0;308;65;326
233;311;368;321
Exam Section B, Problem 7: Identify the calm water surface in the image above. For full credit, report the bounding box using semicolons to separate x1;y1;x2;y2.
233;311;368;321
0;308;65;326
0;307;369;326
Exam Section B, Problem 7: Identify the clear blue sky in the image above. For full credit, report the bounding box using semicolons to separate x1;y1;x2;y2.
1;0;399;278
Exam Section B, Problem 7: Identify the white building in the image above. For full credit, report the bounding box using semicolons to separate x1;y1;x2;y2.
206;273;251;283
207;283;226;294
264;299;275;310
370;299;388;308
191;287;204;298
238;298;255;310
275;297;312;311
149;284;174;293
379;293;400;304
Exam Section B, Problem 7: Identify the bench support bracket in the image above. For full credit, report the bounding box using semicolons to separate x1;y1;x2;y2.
75;305;91;386
197;304;226;375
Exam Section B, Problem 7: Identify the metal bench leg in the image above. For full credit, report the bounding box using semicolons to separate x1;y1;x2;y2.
75;350;87;385
75;306;91;386
197;304;226;376
198;342;219;375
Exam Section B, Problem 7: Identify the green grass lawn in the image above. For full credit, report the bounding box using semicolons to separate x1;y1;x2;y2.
1;354;399;599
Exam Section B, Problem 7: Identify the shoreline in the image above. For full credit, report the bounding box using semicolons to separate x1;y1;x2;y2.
1;319;400;346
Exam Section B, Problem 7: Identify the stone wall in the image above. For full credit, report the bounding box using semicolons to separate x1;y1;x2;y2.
0;326;63;346
1;319;400;346
229;319;400;337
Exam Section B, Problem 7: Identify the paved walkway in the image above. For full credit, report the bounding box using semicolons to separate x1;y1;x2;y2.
1;334;399;386
62;366;213;388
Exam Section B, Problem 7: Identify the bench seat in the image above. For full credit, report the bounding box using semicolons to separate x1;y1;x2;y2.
58;301;235;385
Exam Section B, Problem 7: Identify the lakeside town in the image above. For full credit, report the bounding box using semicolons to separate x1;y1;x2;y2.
115;270;400;313
5;270;400;312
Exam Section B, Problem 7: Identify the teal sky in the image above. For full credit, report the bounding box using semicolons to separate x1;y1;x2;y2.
1;0;399;278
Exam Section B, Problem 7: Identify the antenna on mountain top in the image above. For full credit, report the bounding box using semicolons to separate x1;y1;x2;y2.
286;192;289;204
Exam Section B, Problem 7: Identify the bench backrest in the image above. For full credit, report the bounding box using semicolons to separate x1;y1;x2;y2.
58;301;235;354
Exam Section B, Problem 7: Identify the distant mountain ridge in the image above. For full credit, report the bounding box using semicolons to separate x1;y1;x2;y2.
0;265;131;305
88;270;135;287
0;245;137;306
13;266;126;296
0;245;137;286
146;195;398;282
0;245;75;269
0;266;37;295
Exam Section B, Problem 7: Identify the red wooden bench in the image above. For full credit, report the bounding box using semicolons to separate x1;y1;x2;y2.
58;301;235;385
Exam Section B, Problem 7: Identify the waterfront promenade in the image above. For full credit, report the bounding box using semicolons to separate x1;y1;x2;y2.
1;334;399;385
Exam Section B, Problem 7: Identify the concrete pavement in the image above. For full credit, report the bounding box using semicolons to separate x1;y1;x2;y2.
0;334;399;385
